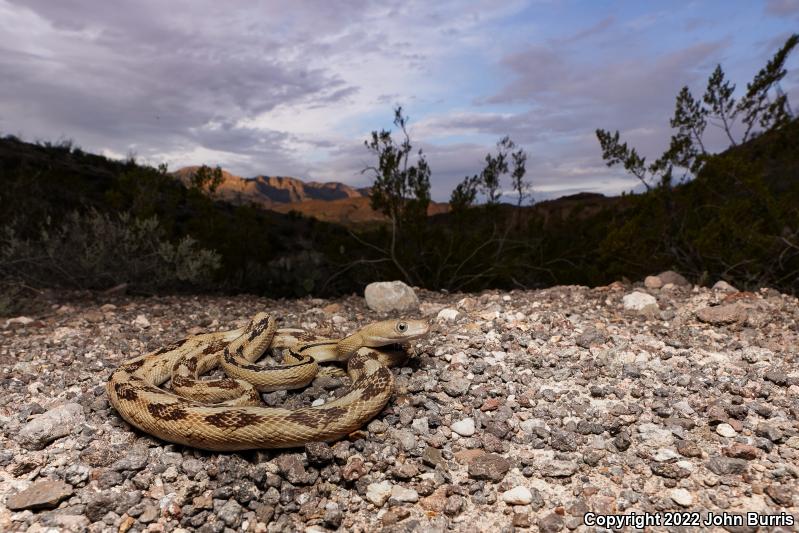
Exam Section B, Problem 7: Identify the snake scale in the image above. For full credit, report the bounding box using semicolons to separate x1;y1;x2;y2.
106;313;429;450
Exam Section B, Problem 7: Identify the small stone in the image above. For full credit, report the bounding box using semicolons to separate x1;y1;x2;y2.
706;456;748;476
764;484;794;507
537;512;564;533
451;418;475;437
390;485;419;503
366;480;393;506
6;480;73;510
437;308;459;321
676;440;703;458
712;280;737;292
443;375;470;397
364;281;419;312
275;453;308;484
670;488;693;507
382;507;411;525
513;511;532;528
644;276;663;289
723;443;758;460
422;446;444;468
17;403;85;450
217;499;243;528
657;270;690;286
133;314;151;328
716;423;737;438
539;460;579;478
622;292;658;314
696;303;748;325
111;446;149;471
653;448;680;462
501;486;533;505
304;442;334;464
444;494;464;516
468;453;510;481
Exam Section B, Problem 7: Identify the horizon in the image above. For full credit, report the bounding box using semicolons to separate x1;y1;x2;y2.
1;1;798;202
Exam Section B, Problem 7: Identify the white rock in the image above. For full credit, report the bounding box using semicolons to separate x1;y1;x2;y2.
365;481;393;506
644;276;663;289
133;314;151;328
637;423;674;446
17;403;85;450
364;281;419;313
451;418;475;437
653;448;680;462
4;316;34;327
712;280;738;292
501;486;533;505
670;488;693;507
390;485;419;503
716;423;737;438
623;292;659;314
436;308;459;322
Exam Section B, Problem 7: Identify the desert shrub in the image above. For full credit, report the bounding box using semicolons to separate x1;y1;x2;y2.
0;209;221;292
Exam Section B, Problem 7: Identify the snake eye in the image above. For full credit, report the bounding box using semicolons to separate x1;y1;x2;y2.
397;322;408;333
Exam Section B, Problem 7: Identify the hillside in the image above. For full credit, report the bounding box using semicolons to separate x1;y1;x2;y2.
172;166;365;207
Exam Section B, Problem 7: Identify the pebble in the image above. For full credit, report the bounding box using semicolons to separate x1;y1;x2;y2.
622;291;658;314
6;480;73;510
366;481;393;506
468;453;510;481
364;281;419;312
437;308;459;321
451;417;475;436
501;486;533;505
17;403;85;450
670;488;693;507
390;485;419;503
715;423;737;438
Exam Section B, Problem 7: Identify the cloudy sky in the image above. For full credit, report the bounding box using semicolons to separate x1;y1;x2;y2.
2;1;798;201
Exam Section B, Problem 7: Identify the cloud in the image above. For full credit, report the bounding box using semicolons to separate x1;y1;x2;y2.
0;1;796;203
765;0;799;17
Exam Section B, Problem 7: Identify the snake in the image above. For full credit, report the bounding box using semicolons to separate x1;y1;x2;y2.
106;313;429;451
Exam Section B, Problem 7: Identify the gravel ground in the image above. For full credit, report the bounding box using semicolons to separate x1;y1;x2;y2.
1;280;798;532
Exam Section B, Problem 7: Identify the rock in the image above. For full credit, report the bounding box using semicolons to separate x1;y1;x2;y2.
422;446;445;468
653;448;680;462
366;480;393;506
364;281;419;313
111;446;149;471
304;442;334;464
540;460;579;478
17;403;85;450
670;488;693;507
444;494;464;516
443;375;470;397
658;270;690;286
218;499;243;528
275;453;308;484
695;303;748;325
451;418;475;437
538;512;564;533
132;314;151;328
712;280;737;292
716;423;737;438
764;484;794;507
501;486;533;505
468;453;510;481
390;484;419;503
676;440;703;458
436;308;459;322
85;491;117;522
4;316;34;328
6;480;73;510
707;456;748;476
622;292;658;314
644;276;663;289
723;443;758;460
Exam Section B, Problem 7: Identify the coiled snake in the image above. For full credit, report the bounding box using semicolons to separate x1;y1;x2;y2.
106;313;429;450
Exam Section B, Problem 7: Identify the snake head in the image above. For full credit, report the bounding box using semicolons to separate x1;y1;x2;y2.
361;318;430;347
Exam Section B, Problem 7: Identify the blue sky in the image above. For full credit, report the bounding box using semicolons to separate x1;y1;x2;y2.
1;0;797;201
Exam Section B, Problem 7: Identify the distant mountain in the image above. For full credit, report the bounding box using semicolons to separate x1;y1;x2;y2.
172;166;447;224
172;166;365;208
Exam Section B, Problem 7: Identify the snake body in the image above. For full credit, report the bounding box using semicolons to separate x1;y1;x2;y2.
106;313;429;451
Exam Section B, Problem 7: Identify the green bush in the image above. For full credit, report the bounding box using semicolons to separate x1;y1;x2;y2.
0;209;221;292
